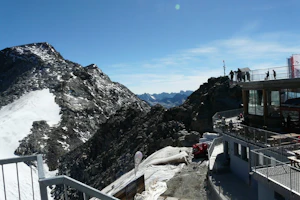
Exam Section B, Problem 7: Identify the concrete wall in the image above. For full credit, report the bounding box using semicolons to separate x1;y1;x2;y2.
223;135;258;185
257;181;275;200
206;176;225;200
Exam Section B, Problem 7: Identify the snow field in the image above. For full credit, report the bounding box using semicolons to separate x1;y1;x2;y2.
0;89;61;200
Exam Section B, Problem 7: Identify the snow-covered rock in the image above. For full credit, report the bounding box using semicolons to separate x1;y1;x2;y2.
0;89;60;200
0;42;150;170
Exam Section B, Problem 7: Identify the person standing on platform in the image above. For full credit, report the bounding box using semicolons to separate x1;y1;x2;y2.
273;70;276;80
265;71;269;80
230;70;234;82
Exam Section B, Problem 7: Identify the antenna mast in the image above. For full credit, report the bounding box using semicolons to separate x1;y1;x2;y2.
223;60;226;76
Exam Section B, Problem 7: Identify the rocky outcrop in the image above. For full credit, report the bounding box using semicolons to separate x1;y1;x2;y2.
165;76;242;132
56;104;185;199
0;42;150;170
56;76;242;199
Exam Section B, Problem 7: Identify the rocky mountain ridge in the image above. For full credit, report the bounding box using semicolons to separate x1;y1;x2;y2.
0;42;150;169
56;76;242;199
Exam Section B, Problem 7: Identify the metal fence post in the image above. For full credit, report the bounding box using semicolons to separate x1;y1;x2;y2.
1;165;7;200
290;167;292;192
37;155;48;200
254;152;257;171
267;159;269;179
265;131;267;144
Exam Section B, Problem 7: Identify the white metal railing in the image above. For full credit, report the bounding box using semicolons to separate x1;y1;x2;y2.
213;109;300;147
251;146;300;195
212;108;243;125
227;66;300;83
0;154;119;200
208;137;223;160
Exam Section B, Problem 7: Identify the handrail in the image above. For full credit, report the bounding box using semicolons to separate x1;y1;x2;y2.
0;155;38;165
40;176;119;200
250;149;300;196
213;109;300;147
212;108;243;123
0;154;119;200
208;137;223;160
227;65;296;82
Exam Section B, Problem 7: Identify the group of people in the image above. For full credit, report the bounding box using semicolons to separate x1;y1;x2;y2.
229;69;250;82
265;70;276;80
229;69;277;82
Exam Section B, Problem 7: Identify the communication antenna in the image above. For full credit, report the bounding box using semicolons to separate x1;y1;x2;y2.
223;60;226;76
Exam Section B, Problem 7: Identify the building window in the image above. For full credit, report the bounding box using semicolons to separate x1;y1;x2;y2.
268;91;280;117
234;143;242;157
224;141;229;156
281;88;300;104
241;146;249;161
248;90;263;116
234;143;238;156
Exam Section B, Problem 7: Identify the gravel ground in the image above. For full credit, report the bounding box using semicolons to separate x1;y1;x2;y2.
161;156;211;200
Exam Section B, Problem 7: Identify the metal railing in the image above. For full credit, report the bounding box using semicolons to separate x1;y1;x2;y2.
0;154;119;200
212;108;243;125
213;109;300;147
227;66;297;83
208;137;223;160
251;146;300;195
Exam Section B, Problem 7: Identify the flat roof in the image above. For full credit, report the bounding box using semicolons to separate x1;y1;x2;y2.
239;78;300;90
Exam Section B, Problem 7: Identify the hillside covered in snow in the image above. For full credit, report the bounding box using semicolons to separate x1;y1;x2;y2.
0;89;60;200
0;42;150;170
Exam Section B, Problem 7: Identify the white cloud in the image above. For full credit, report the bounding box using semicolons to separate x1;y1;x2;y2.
233;21;261;36
106;31;300;94
111;69;221;94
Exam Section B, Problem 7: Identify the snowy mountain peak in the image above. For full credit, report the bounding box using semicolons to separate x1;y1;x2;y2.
3;42;63;64
0;42;150;171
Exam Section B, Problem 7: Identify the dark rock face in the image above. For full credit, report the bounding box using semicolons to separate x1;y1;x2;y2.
0;42;150;170
56;76;242;199
165;76;242;133
56;104;187;199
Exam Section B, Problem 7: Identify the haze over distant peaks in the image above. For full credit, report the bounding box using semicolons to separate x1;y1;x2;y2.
137;90;193;108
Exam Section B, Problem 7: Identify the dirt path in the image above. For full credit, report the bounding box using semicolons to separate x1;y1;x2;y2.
161;157;210;200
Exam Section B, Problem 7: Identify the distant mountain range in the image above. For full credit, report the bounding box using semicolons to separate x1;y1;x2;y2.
137;90;193;108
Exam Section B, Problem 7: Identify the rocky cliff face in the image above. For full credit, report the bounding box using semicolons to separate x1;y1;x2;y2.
166;76;242;133
0;42;150;170
56;76;242;199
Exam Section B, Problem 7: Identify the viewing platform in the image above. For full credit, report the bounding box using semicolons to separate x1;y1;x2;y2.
211;108;300;197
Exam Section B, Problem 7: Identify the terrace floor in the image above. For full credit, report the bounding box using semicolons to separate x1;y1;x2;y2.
209;144;257;200
254;165;300;195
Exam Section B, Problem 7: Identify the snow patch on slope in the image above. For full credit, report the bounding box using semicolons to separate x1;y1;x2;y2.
0;89;61;157
0;89;61;200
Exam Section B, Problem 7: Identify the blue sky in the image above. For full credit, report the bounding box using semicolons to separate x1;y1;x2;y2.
1;0;300;94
